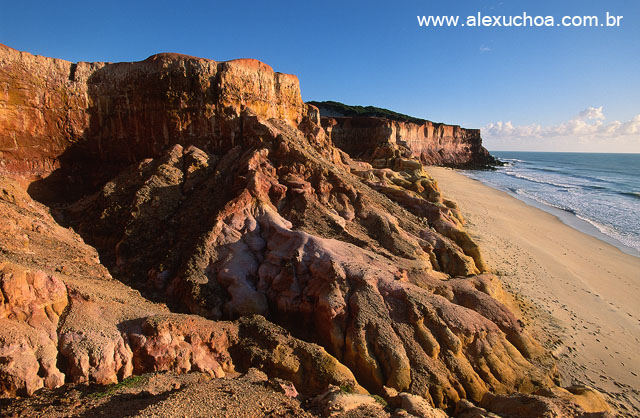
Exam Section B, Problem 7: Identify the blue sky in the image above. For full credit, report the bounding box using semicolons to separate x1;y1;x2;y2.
2;0;639;151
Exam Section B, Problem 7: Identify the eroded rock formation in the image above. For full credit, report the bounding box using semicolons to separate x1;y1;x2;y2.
0;46;611;417
0;177;359;398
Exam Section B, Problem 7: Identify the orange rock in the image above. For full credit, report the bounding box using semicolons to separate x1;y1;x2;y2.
0;44;305;179
479;390;614;418
0;262;67;395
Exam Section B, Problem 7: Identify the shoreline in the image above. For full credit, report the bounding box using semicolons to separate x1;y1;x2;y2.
426;166;640;417
461;170;640;258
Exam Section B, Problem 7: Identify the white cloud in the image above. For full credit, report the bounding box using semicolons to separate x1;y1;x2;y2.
621;115;640;135
577;106;605;121
483;107;640;152
479;45;492;52
484;107;639;139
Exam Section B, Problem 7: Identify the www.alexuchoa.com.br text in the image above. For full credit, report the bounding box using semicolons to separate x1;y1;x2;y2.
417;12;623;28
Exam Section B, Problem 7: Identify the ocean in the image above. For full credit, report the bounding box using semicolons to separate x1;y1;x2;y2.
462;151;640;257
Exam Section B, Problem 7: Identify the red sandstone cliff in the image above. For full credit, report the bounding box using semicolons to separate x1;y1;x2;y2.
309;101;496;168
0;46;612;418
0;43;308;178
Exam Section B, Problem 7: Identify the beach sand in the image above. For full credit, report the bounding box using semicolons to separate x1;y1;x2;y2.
426;166;640;417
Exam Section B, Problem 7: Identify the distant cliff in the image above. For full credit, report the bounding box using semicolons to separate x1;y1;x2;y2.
308;101;498;168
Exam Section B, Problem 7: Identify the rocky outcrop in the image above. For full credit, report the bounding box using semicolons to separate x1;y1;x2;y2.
0;177;361;397
0;262;67;396
59;110;549;410
309;101;497;168
309;386;388;417
0;45;611;417
232;315;364;396
466;388;613;418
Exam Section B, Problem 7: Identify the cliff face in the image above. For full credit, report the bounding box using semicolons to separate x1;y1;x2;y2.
0;46;611;418
0;44;307;177
311;101;496;168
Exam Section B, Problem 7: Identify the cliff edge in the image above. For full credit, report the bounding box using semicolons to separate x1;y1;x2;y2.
0;43;307;179
308;101;498;169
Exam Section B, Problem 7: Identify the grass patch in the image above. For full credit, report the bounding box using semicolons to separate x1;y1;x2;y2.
339;384;355;394
87;375;146;399
372;394;388;407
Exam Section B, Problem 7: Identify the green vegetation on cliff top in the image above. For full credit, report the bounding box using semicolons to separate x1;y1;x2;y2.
307;100;427;124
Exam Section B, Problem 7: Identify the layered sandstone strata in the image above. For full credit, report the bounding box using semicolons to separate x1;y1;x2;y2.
310;101;496;168
0;43;306;178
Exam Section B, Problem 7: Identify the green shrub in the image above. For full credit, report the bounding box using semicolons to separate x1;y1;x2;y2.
339;384;355;394
87;375;146;399
307;100;430;125
372;394;388;407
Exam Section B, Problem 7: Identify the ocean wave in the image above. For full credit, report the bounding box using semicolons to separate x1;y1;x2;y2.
620;191;640;200
518;165;619;186
501;170;578;189
472;154;640;256
576;214;640;251
582;184;608;192
538;174;611;191
513;188;640;251
532;166;567;175
564;172;618;185
512;188;578;215
504;168;616;190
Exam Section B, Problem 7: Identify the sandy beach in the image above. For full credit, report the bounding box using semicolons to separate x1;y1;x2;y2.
426;166;640;417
